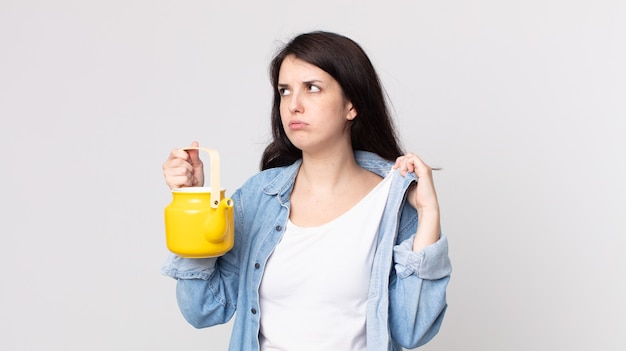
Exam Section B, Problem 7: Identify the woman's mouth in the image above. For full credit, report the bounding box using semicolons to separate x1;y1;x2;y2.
288;120;308;130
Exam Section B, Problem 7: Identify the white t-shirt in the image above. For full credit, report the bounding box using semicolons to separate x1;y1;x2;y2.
259;171;394;351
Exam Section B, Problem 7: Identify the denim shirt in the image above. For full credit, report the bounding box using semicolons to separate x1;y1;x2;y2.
162;151;452;351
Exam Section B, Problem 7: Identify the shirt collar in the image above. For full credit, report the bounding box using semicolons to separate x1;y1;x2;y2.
261;151;416;198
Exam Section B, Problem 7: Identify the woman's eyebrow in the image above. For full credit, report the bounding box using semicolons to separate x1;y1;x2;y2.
278;79;323;86
303;79;323;85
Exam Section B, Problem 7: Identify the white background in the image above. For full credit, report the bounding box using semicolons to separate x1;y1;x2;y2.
1;1;625;350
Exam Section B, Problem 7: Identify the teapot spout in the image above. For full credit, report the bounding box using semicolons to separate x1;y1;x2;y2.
204;198;234;243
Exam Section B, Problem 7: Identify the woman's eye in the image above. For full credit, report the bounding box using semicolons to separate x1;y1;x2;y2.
308;85;320;93
278;88;291;96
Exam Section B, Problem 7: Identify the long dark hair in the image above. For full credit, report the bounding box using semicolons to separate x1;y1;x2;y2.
260;31;403;170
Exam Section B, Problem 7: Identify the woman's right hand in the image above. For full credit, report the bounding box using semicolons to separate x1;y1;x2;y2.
162;141;205;190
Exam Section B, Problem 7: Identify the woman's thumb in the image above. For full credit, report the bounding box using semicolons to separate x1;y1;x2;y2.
188;141;201;163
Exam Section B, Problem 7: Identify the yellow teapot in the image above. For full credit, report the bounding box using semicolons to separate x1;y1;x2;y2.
164;147;234;258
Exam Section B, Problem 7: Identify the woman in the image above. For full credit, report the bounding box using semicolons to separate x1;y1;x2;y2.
162;31;451;351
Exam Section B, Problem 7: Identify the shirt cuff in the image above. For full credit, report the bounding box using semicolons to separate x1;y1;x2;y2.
393;235;452;280
160;254;218;280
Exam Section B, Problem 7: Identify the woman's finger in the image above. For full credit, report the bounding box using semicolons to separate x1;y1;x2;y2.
394;153;427;176
162;147;199;189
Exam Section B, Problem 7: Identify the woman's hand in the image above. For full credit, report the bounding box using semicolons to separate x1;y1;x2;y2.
162;141;205;190
393;153;440;212
393;152;441;251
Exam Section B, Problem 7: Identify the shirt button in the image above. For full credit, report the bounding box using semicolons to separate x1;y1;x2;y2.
254;263;260;269
251;308;257;314
275;225;282;231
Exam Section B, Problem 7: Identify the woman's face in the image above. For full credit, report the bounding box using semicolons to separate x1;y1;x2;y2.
277;55;357;154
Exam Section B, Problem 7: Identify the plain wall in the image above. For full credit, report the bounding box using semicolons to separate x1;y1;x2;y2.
1;1;625;350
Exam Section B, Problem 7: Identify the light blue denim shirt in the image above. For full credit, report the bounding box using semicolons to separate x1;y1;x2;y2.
162;151;452;350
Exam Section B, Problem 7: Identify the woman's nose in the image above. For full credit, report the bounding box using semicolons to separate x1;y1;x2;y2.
288;91;303;114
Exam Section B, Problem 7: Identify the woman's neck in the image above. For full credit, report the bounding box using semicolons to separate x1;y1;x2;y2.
297;148;363;191
290;147;383;227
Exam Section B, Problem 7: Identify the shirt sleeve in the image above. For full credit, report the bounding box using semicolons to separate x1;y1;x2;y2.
393;234;452;280
160;253;240;328
388;235;452;348
160;254;218;280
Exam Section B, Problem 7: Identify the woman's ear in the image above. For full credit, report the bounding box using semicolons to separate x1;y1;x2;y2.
346;104;357;121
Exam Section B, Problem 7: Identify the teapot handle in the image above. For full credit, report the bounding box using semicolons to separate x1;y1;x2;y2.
181;146;222;209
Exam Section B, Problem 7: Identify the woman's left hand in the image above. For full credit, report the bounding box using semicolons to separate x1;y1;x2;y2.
393;153;440;213
394;153;442;251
